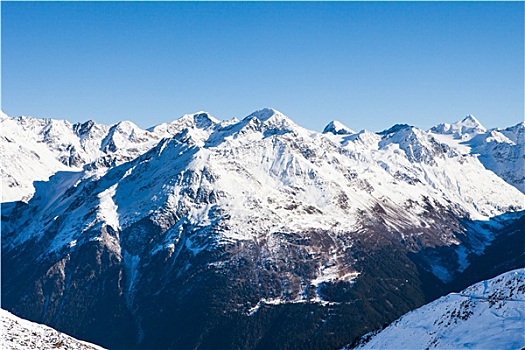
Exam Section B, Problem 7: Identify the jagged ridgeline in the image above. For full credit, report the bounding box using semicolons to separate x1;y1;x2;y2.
1;109;524;349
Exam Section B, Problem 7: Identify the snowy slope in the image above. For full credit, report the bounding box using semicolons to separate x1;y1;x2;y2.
0;113;162;202
1;112;74;202
431;116;525;193
353;268;525;349
0;309;105;350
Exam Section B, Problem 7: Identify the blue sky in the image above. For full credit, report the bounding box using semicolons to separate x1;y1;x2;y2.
2;1;523;132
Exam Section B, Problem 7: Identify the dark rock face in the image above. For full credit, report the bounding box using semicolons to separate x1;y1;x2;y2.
3;205;523;349
2;237;136;348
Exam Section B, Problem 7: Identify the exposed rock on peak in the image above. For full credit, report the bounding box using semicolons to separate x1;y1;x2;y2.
501;121;525;144
323;120;355;135
148;112;219;139
377;123;412;136
179;111;219;129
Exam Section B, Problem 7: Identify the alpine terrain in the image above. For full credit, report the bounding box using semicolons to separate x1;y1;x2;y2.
1;308;105;350
353;268;525;349
1;108;524;349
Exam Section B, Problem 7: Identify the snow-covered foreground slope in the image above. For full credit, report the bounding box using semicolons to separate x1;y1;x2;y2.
353;268;525;349
0;309;105;350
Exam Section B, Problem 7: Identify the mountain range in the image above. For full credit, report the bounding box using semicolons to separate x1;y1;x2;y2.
1;108;523;349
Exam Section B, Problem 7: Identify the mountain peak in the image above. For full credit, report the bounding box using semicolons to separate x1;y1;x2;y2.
460;114;484;128
179;111;219;129
148;111;219;136
377;123;412;136
240;108;298;134
431;115;486;139
246;108;281;121
113;120;141;132
323;120;355;135
243;108;292;125
498;122;524;146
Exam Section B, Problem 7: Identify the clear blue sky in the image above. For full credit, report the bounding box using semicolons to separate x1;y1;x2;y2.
2;1;523;132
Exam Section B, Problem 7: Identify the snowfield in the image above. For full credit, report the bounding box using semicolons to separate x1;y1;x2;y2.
0;309;105;350
353;269;525;349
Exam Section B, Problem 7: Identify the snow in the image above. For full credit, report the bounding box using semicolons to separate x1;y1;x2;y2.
430;117;525;193
311;256;360;288
431;115;487;140
0;114;162;202
0;118;76;202
353;269;525;350
501;121;525;144
246;294;346;316
0;309;105;350
97;184;120;231
2;110;524;283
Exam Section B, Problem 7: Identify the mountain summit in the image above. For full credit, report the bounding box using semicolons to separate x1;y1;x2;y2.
323;120;355;135
431;114;487;139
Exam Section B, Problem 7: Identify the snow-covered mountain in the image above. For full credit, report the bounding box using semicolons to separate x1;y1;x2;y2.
1;109;524;349
431;114;487;138
0;110;163;202
1;309;105;350
431;115;525;193
352;268;525;349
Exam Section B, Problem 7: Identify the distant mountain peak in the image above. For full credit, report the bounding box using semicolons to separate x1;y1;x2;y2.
246;108;282;121
179;111;219;129
431;115;486;139
239;108;298;136
377;123;413;136
323;120;355;135
459;114;486;133
148;111;219;137
461;114;482;125
501;121;525;145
